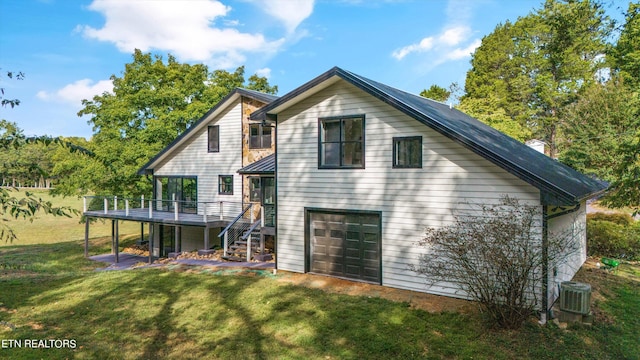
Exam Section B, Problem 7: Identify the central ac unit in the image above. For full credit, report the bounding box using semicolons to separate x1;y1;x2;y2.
559;281;591;315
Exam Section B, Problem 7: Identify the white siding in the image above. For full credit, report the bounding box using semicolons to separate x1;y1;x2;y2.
276;80;542;297
154;100;243;207
547;201;587;307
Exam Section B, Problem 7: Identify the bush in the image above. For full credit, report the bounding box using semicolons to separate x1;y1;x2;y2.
587;217;640;260
412;196;582;329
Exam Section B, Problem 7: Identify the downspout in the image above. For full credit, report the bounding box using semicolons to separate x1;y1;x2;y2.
540;202;581;324
541;205;549;325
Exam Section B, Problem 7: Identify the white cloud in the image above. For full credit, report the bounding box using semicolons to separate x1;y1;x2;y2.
255;67;272;78
37;79;113;106
445;39;481;61
392;0;480;63
253;0;315;33
80;0;287;67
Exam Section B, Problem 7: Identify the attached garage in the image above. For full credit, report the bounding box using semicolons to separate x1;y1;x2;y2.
306;209;381;284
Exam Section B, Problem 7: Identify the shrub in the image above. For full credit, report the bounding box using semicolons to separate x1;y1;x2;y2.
412;196;582;329
587;218;640;260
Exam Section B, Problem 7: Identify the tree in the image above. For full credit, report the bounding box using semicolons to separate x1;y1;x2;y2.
463;0;612;156
457;96;532;142
58;50;278;197
411;196;582;329
609;2;640;90
419;84;451;102
0;120;77;242
559;78;640;183
0;70;24;108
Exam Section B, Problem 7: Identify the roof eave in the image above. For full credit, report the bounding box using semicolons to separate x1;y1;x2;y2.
138;88;278;174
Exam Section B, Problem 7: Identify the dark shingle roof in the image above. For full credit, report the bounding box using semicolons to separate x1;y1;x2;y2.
251;67;607;205
238;154;275;174
138;88;278;175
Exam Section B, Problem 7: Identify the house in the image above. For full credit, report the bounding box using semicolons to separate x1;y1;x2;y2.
83;67;607;319
248;67;606;316
83;87;278;261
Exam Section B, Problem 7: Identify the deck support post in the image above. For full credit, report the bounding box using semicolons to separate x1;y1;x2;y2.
223;232;228;255
140;222;144;242
174;226;180;254
148;222;154;264
114;220;119;264
84;217;90;258
111;220;115;254
260;234;265;254
247;234;252;262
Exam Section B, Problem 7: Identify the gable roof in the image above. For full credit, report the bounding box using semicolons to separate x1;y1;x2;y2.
250;66;607;205
238;153;275;175
138;88;279;175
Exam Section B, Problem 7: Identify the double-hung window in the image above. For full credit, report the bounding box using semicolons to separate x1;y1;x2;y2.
318;115;365;168
249;124;272;149
393;136;422;168
218;175;233;195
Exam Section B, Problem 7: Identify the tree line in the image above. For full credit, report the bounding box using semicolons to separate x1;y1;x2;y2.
1;0;639;240
422;0;640;213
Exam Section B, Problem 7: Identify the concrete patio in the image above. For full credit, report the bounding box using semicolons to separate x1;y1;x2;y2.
89;253;275;271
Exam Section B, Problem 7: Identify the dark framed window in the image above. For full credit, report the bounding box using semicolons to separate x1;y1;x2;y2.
208;125;219;153
393;136;422;168
154;176;197;213
318;115;365;169
249;123;272;149
218;175;233;195
249;177;261;202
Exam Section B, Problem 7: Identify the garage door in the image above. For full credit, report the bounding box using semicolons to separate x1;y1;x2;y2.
309;211;381;284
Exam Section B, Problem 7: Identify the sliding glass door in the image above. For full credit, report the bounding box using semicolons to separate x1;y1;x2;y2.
155;176;197;213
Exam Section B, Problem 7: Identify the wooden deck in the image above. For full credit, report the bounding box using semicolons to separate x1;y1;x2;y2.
83;208;234;227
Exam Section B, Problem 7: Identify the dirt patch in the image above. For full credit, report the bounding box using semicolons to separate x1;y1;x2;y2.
274;271;477;314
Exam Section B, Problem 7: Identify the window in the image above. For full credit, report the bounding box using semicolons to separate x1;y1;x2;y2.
393;136;422;168
249;177;261;202
154;176;197;213
208;125;219;152
249;123;272;149
219;175;233;195
319;115;365;168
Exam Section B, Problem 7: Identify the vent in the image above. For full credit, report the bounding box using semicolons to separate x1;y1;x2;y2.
560;281;591;315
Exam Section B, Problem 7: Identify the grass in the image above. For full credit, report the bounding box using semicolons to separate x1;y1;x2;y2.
1;189;139;246
0;190;639;359
0;236;639;359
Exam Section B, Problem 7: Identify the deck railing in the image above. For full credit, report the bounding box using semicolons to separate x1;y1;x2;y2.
83;195;244;223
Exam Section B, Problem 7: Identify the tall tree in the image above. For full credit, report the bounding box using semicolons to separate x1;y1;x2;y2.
419;84;451;102
610;2;640;90
60;50;278;197
462;0;612;157
559;78;640;183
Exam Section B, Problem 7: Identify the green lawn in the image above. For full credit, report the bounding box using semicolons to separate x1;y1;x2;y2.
0;190;639;359
1;189;139;246
0;237;639;359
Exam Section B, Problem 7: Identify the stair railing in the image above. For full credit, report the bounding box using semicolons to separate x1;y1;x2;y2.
218;204;253;257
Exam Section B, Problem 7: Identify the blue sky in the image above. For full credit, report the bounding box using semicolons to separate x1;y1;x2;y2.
0;0;621;138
